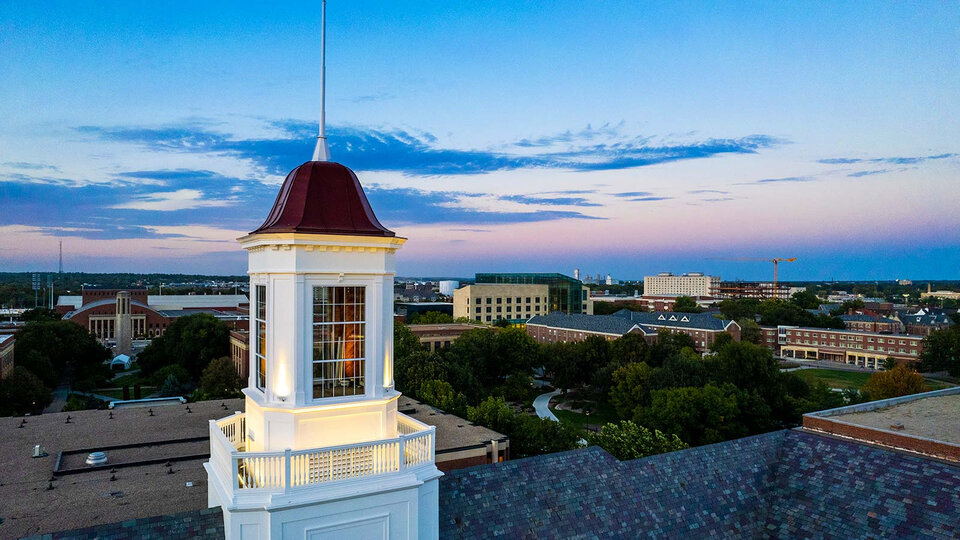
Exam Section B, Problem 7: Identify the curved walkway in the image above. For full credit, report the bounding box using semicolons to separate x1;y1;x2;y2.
533;389;561;422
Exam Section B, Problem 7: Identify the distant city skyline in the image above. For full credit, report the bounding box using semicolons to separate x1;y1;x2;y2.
2;1;958;279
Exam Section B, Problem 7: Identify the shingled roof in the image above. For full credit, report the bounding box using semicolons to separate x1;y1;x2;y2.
40;429;960;539
440;429;960;538
526;313;645;336
612;309;734;331
37;430;960;540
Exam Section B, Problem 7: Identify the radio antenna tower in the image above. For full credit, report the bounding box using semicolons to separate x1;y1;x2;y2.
59;240;63;274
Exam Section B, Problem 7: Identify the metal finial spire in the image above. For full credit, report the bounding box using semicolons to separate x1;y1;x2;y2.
312;0;331;161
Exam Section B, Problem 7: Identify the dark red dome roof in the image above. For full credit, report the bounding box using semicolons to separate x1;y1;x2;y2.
251;161;394;237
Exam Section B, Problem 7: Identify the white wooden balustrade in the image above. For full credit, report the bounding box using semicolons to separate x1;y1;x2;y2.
209;412;435;495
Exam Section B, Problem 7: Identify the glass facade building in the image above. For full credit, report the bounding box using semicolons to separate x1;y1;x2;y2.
474;273;588;315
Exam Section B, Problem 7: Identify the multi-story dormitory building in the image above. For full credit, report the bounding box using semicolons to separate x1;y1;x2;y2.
526;310;740;353
759;326;924;370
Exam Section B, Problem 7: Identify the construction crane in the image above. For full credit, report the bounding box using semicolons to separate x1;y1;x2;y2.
713;257;797;289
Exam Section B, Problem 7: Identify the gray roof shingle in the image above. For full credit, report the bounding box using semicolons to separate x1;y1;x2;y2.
33;429;960;539
612;309;733;331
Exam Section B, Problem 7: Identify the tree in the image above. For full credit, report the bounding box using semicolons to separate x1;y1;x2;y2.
861;365;928;401
609;362;654;418
542;341;582;392
466;396;516;435
395;349;447;397
639;383;773;446
709;332;735;352
647;330;697;367
394;322;425;362
408;311;454;325
0;367;52;415
737;318;764;345
466;396;581;457
717;298;759;322
918;325;960;376
137;313;230;378
418;379;467;416
14;320;111;387
790;290;821;309
610;332;649;365
199;356;241;399
830;299;865;316
19;307;61;322
587;421;687;461
672;296;702;313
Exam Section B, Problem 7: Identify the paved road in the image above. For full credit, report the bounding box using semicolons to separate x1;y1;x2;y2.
533;389;560;422
43;384;70;414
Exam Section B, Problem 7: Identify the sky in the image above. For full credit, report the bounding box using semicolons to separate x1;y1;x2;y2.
1;1;958;281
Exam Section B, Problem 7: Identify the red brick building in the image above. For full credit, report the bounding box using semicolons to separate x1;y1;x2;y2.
527;311;740;353
60;287;249;342
759;325;923;370
839;313;899;334
0;334;14;381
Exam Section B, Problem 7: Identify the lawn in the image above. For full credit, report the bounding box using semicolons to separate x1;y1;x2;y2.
91;387;158;400
793;368;955;391
550;397;619;432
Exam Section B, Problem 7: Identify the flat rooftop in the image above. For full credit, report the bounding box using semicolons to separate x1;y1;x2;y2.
2;396;505;538
0;398;242;539
838;393;960;445
803;387;960;463
398;396;506;453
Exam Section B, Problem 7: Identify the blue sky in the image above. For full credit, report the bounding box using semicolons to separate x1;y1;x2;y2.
1;1;958;280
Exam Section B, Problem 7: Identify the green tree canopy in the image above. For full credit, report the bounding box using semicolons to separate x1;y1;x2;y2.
609;362;654;418
137;313;229;379
737;318;764;345
647;330;697;367
19;307;61;322
587;420;687;461
918;325;960;376
0;366;52;415
717;298;760;321
640;383;773;446
199;356;241;400
790;290;822;309
672;296;702;313
14;320;110;387
408;311;454;324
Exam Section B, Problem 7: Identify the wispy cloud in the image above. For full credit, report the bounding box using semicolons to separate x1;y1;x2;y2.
365;187;604;224
630;196;673;202
2;162;61;172
688;189;729;195
701;197;736;202
349;92;396;103
612;191;654;198
847;169;894;178
111;189;234;211
745;176;814;185
500;194;601;207
818;153;956;165
78;120;783;177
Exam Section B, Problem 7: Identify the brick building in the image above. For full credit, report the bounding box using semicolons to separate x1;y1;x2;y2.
759;325;923;370
0;334;14;380
895;310;954;336
526;310;740;353
407;323;477;352
839;313;899;334
60;287;249;342
229;329;249;380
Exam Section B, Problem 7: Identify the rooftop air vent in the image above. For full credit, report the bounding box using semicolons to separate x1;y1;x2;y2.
85;451;107;466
